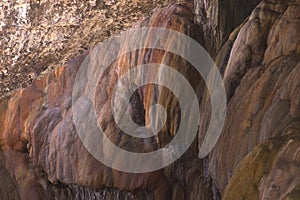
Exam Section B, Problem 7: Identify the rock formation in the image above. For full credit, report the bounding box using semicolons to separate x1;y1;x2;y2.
0;0;299;199
0;0;167;97
209;0;300;198
194;0;261;56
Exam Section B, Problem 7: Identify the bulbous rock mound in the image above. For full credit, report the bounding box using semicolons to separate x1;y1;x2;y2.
207;0;300;199
0;2;212;200
0;0;300;200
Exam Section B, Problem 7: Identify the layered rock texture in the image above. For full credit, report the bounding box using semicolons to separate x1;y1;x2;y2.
0;0;300;199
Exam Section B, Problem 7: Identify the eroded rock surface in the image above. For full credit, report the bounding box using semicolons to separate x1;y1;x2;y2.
0;0;168;97
205;0;300;198
0;3;214;199
0;0;300;199
194;0;261;56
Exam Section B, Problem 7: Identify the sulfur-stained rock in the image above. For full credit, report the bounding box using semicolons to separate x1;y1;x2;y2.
223;131;300;200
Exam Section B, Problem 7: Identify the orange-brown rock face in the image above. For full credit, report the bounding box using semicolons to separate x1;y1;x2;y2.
0;3;214;200
0;0;300;200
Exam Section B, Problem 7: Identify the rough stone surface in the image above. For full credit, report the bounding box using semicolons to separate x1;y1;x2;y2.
0;0;168;98
223;133;300;200
194;0;261;56
0;3;214;199
0;0;300;199
205;0;300;197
